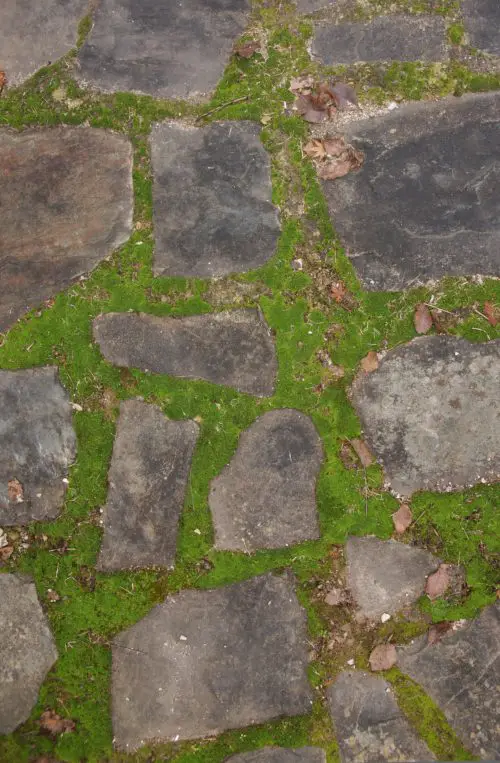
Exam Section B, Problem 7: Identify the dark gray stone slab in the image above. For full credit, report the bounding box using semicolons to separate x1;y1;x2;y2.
327;671;435;763
0;127;133;332
112;573;312;750
398;603;500;759
462;0;500;55
311;15;446;65
98;400;199;571
0;367;77;525
151;121;280;278
209;409;323;552
77;0;250;99
93;310;277;397
296;0;334;12
346;536;439;620
350;337;500;497
0;0;88;88
321;92;500;290
0;574;58;733
225;748;326;762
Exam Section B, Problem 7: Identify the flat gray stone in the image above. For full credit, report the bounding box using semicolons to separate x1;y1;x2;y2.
151;121;280;278
0;574;58;733
321;92;500;290
0;0;88;88
225;748;326;762
398;603;500;759
327;671;435;763
346;536;439;620
296;0;334;11
98;400;199;571
209;409;323;552
0;127;133;332
462;0;500;55
0;367;77;525
77;0;250;99
350;336;500;497
311;15;446;65
93;310;277;397
112;573;312;750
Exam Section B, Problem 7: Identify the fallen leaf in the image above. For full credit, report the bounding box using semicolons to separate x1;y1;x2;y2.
360;351;379;373
329;281;347;303
303;139;326;160
289;74;314;93
325;588;345;606
0;71;6;92
349;438;374;468
331;81;358;108
318;158;353;180
329;364;345;379
40;710;75;736
425;564;451;600
322;136;347;157
260;114;272;125
392;503;413;534
317;141;364;181
414;303;433;334
427;621;453;645
8;478;24;503
339;441;358;470
483;301;499;327
369;643;397;671
47;589;60;602
430;308;459;333
0;545;14;561
295;95;327;123
233;40;260;58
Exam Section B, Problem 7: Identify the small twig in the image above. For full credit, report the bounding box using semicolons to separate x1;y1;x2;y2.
423;303;454;315
472;306;489;321
363;468;368;517
196;95;249;122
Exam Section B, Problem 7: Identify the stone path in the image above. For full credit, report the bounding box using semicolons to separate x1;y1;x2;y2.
226;749;326;762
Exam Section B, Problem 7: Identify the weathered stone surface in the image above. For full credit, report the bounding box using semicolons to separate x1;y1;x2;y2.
98;400;199;571
311;15;446;65
350;336;500;497
0;574;58;733
327;671;435;763
112;573;312;750
0;127;133;332
321;92;500;290
77;0;250;99
399;603;499;759
93;310;277;397
151;121;280;278
0;367;77;525
225;748;326;762
462;0;500;55
0;0;88;88
210;409;323;552
346;536;439;620
296;0;334;12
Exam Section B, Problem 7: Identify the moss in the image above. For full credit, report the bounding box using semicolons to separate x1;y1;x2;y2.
448;22;465;44
76;14;93;48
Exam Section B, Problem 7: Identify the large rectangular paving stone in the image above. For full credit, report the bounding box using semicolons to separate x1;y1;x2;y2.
225;749;326;762
111;573;312;749
151;122;280;278
461;0;500;55
77;0;250;99
321;92;500;290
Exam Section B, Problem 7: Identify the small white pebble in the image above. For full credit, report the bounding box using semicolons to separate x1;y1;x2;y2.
193;528;201;535
387;101;398;111
36;493;42;498
347;658;355;666
174;735;180;742
381;613;391;623
179;635;187;641
62;478;69;484
71;402;83;412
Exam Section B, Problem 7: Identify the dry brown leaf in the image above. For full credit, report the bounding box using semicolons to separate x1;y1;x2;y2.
427;621;452;645
0;71;6;92
322;136;346;157
0;545;14;561
329;281;347;303
304;139;326;160
47;589;61;602
329;364;345;379
369;643;397;671
339;441;358;470
349;438;374;468
425;564;451;600
483;301;499;327
331;81;358;108
414;303;433;334
392;503;413;534
40;710;75;736
360;351;379;373
8;478;24;503
318;158;353;180
325;588;345;606
290;74;314;93
233;40;260;58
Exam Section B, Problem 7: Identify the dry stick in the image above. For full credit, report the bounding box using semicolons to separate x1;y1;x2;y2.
423;303;454;315
196;95;249;122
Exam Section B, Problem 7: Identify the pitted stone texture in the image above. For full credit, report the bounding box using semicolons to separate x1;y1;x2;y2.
350;336;500;497
311;15;446;65
346;536;439;620
321;92;500;290
296;0;334;11
327;671;435;763
209;409;322;552
398;603;499;759
93;310;277;397
98;400;199;571
0;0;88;88
461;0;500;55
0;127;133;332
111;573;312;750
0;367;77;525
77;0;250;99
225;748;326;762
151;122;280;278
0;574;58;733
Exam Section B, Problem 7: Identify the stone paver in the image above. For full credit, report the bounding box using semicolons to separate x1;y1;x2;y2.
311;15;446;65
0;127;133;332
225;748;326;762
0;0;88;88
77;0;250;99
111;573;312;750
0;367;77;525
296;0;333;12
461;0;500;55
151;122;280;278
398;602;500;759
98;400;199;571
346;536;439;620
209;409;322;552
93;310;277;397
321;92;500;290
327;671;435;763
0;574;58;733
350;336;500;497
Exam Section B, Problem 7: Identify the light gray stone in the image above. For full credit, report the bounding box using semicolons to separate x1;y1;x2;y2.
209;409;323;552
296;0;334;11
0;367;77;525
0;574;58;733
111;573;312;750
320;92;500;290
327;671;435;763
461;0;500;55
225;748;326;762
398;603;500;759
350;336;500;497
151;121;280;278
346;536;439;620
98;400;199;571
93;310;277;397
